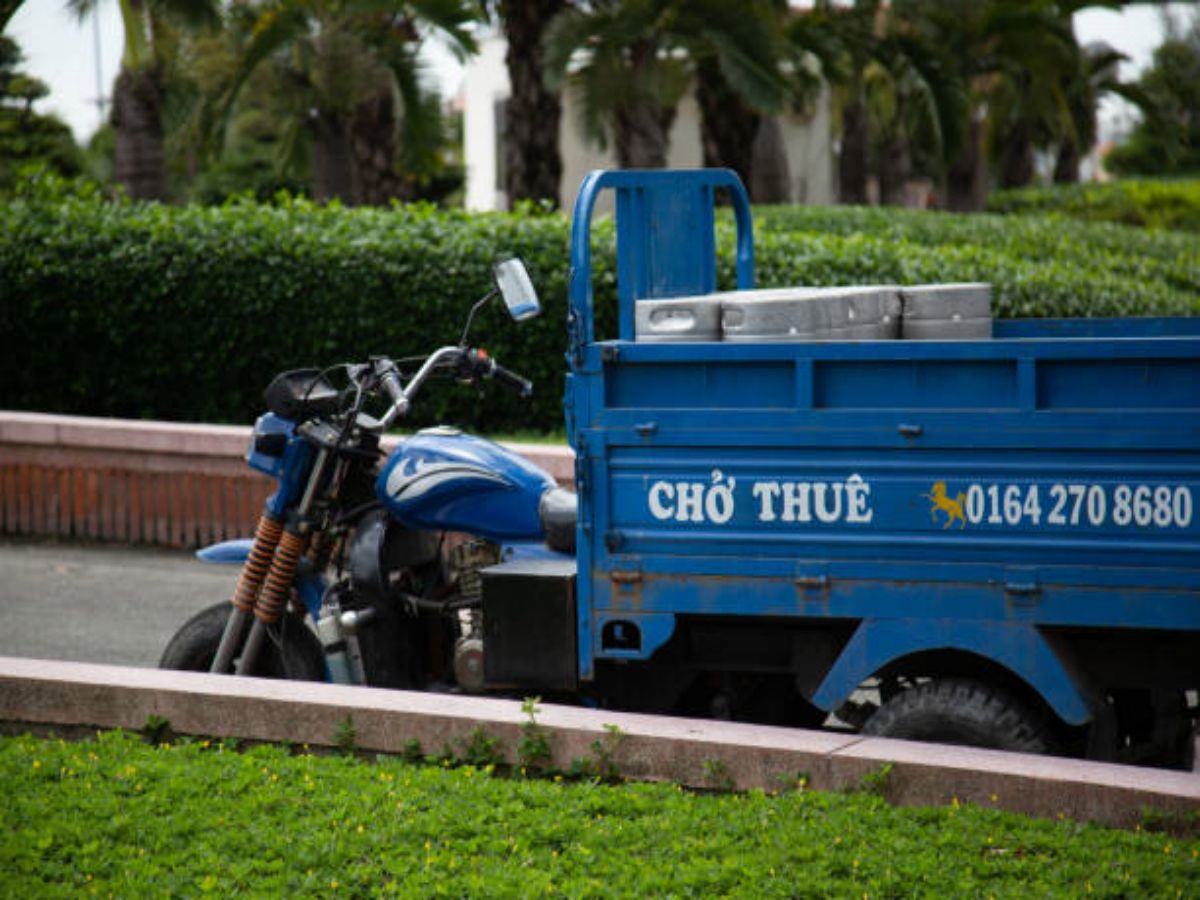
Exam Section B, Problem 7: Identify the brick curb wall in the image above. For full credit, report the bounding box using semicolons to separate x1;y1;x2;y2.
0;412;574;549
2;657;1197;831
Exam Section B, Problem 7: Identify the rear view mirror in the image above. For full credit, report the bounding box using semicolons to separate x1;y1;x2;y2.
494;258;540;322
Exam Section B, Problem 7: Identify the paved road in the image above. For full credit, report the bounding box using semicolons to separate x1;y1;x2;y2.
0;540;236;667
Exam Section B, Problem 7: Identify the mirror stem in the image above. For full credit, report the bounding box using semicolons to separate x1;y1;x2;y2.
459;288;499;347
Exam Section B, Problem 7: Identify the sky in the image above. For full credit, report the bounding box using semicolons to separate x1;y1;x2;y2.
5;1;1196;146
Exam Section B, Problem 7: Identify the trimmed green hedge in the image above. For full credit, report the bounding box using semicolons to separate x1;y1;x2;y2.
986;179;1200;233
3;172;1198;432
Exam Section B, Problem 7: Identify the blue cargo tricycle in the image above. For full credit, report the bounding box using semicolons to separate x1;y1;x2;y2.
162;169;1200;769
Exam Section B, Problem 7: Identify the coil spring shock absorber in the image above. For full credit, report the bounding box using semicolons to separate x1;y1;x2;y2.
233;514;285;613
254;529;312;625
209;512;284;674
232;526;311;676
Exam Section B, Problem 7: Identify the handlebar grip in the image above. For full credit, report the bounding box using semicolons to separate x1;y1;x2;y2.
490;361;533;398
379;368;405;406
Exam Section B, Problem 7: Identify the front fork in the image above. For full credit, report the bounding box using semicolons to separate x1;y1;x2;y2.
208;513;284;674
211;449;331;675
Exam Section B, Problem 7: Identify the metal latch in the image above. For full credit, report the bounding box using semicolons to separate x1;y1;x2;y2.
1004;568;1041;604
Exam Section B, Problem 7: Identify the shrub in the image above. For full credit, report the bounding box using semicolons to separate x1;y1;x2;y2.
3;731;1198;897
2;171;1197;432
986;179;1200;233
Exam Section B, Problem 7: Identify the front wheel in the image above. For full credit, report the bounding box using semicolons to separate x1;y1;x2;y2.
862;677;1056;755
159;602;326;681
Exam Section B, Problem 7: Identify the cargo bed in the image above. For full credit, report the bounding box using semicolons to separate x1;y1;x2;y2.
564;170;1199;761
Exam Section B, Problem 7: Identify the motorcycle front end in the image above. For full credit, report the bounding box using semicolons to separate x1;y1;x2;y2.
158;258;568;693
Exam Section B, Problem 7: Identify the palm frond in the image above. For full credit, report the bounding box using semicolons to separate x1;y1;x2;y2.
388;45;443;174
203;2;310;154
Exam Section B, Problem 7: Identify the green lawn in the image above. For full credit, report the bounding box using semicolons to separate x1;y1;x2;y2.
2;731;1196;897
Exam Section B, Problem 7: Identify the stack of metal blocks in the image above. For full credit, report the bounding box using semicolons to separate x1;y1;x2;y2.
634;283;992;343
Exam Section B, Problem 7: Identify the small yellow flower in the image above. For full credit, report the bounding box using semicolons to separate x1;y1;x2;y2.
990;793;998;803
32;760;40;769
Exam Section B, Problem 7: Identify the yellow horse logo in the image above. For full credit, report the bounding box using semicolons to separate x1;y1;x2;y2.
925;481;967;530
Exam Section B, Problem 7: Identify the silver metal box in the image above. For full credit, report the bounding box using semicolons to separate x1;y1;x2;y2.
634;295;723;342
720;286;902;342
900;283;993;339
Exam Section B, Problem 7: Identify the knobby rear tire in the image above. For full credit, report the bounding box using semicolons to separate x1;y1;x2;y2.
863;677;1056;755
159;601;326;682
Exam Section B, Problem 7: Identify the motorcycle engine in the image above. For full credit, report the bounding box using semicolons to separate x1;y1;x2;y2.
449;539;500;693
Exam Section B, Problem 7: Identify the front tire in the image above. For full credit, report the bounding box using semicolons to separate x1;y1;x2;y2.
159;602;326;681
863;677;1056;755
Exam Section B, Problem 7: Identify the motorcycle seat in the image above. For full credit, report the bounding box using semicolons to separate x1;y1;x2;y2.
539;487;577;555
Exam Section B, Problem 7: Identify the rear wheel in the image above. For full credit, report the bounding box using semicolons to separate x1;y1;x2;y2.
863;677;1056;754
159;602;326;681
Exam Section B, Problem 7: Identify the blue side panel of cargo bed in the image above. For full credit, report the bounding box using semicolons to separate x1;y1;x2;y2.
565;170;1200;726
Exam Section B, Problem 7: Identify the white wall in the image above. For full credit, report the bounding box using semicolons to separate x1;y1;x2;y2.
462;37;510;212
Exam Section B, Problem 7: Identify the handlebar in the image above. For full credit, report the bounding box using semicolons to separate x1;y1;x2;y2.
372;346;532;430
488;360;533;398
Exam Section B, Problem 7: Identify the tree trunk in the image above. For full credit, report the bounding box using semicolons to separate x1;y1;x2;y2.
749;117;791;204
614;102;672;169
878;132;913;207
1053;139;1080;183
614;41;672;169
997;118;1035;189
499;0;565;207
111;66;167;202
351;89;405;206
310;109;356;204
946;116;989;211
838;86;869;205
696;57;760;189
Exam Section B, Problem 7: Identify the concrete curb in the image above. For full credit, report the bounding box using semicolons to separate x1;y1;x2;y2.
2;657;1196;830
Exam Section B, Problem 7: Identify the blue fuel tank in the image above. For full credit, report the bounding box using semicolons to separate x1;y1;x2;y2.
376;427;556;542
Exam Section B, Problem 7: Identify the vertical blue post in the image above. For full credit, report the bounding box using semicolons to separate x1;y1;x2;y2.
568;169;754;355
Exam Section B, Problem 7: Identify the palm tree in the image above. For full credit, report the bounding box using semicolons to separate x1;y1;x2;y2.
497;0;567;207
543;0;788;170
207;0;476;204
695;0;827;203
1052;40;1129;183
815;0;882;205
900;0;1089;209
68;0;220;201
